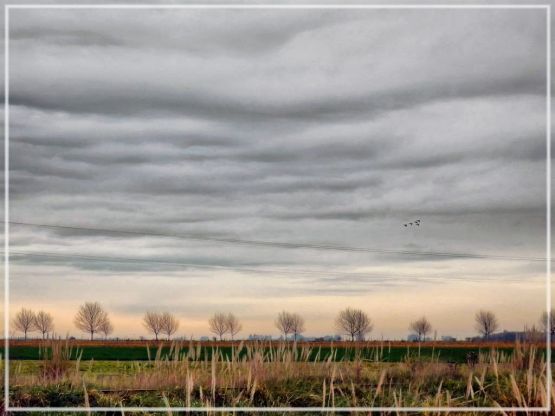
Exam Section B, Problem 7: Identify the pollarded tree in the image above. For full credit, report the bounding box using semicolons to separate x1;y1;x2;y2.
209;312;229;341
143;312;163;341
34;311;54;339
290;313;305;341
409;316;432;342
275;311;294;340
160;312;179;340
335;308;372;341
474;310;499;340
13;308;36;340
74;302;109;340
226;313;242;341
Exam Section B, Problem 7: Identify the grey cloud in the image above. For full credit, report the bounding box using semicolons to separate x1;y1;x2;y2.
7;67;544;123
5;7;548;336
10;9;350;55
8;10;546;122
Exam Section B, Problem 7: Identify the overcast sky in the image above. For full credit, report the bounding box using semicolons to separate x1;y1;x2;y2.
4;6;549;339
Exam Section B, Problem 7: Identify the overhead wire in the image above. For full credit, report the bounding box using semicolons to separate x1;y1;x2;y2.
7;221;548;262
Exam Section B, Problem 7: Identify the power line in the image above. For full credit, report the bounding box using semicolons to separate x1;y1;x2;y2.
8;250;522;282
8;250;437;280
8;220;547;262
11;250;360;277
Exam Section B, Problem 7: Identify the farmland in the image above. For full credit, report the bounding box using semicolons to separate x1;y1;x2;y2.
0;339;544;362
2;339;552;411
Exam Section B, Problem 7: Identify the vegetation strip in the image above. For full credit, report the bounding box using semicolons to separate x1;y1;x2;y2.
1;344;547;362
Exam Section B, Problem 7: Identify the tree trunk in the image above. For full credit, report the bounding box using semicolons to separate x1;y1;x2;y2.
24;330;27;340
155;333;158;341
90;331;94;341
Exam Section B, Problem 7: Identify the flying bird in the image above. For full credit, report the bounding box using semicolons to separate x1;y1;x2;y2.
403;219;422;228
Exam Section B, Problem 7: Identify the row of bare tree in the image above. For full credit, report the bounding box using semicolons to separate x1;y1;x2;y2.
12;303;555;341
142;311;180;340
140;308;508;341
142;311;243;340
13;302;113;340
11;309;54;340
408;310;499;341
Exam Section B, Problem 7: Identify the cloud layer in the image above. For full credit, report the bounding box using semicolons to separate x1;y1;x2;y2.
5;7;548;338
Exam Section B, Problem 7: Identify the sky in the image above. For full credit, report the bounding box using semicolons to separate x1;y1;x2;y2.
3;5;550;340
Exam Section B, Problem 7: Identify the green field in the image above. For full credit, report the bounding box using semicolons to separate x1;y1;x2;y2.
0;344;524;362
4;340;549;409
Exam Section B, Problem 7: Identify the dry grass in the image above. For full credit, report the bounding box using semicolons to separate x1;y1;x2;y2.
3;339;552;412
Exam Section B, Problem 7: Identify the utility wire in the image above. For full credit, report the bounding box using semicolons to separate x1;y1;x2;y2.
10;250;366;277
8;250;519;282
8;220;548;262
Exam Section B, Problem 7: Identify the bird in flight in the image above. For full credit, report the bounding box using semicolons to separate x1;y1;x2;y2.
403;219;422;227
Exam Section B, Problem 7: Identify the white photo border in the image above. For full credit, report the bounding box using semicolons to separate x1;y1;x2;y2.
3;3;552;412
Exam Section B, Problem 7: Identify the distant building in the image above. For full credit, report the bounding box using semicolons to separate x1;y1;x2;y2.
248;334;273;341
199;336;210;342
441;336;457;342
301;335;342;342
313;335;342;342
407;334;433;342
488;331;521;341
467;330;534;342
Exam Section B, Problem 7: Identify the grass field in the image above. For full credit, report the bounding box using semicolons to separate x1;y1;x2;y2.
2;339;551;411
1;339;545;362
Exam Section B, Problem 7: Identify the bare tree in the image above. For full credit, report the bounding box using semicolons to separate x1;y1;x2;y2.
143;312;164;340
275;311;294;340
540;309;555;336
409;317;432;342
160;312;179;340
99;318;114;339
34;311;54;339
226;313;242;341
209;312;229;341
74;302;109;340
474;310;499;340
290;313;305;341
335;308;372;341
13;308;36;340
